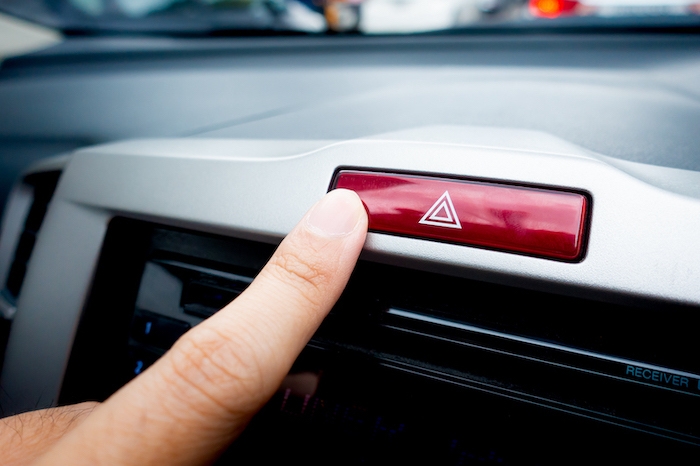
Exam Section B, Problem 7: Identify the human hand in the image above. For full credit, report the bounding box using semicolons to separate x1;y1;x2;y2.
1;188;368;465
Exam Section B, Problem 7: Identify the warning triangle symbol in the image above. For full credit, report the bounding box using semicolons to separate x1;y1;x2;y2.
419;191;462;229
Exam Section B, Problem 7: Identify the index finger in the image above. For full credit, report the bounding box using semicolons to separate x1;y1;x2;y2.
34;189;368;466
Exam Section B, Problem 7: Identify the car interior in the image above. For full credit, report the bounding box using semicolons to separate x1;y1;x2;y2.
1;1;700;463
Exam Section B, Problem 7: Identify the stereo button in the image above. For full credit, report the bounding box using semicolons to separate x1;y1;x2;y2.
131;310;191;350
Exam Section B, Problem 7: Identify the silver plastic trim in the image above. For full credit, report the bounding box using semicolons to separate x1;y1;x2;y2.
3;126;700;413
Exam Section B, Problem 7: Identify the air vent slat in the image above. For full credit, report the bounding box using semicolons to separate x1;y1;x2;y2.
3;171;61;300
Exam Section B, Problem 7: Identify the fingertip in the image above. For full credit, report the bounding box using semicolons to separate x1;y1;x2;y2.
305;188;367;238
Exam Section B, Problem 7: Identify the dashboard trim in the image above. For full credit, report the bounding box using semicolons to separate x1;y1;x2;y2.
3;126;700;416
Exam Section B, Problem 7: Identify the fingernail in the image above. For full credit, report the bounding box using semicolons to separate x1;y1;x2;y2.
306;189;364;237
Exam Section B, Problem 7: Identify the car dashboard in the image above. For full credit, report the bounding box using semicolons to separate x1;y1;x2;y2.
1;33;700;464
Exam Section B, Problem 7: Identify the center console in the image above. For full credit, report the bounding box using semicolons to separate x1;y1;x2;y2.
59;217;700;464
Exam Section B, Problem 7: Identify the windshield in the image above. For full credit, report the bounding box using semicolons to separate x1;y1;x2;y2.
1;0;699;34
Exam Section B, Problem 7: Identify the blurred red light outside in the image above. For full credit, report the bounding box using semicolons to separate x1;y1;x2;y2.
529;0;580;17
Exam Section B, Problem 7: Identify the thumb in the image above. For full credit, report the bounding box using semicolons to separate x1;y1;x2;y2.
35;188;368;466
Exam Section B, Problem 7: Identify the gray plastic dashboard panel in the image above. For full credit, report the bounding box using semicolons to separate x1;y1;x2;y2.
2;125;700;413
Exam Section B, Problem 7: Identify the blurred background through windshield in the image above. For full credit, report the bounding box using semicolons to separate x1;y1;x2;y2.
1;0;699;35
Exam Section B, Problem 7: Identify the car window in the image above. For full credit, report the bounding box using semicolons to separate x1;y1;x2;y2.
1;0;699;34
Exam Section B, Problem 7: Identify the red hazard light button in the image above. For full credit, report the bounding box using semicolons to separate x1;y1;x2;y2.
333;170;589;261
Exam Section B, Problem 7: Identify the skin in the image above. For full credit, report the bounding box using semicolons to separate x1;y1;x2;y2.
0;189;368;466
0;403;99;465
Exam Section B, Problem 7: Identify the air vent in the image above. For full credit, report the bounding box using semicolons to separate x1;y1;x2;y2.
1;171;61;308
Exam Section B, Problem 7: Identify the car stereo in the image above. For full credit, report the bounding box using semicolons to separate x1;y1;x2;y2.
59;217;700;464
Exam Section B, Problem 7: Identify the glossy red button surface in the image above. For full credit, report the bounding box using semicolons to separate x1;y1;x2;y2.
333;171;588;261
